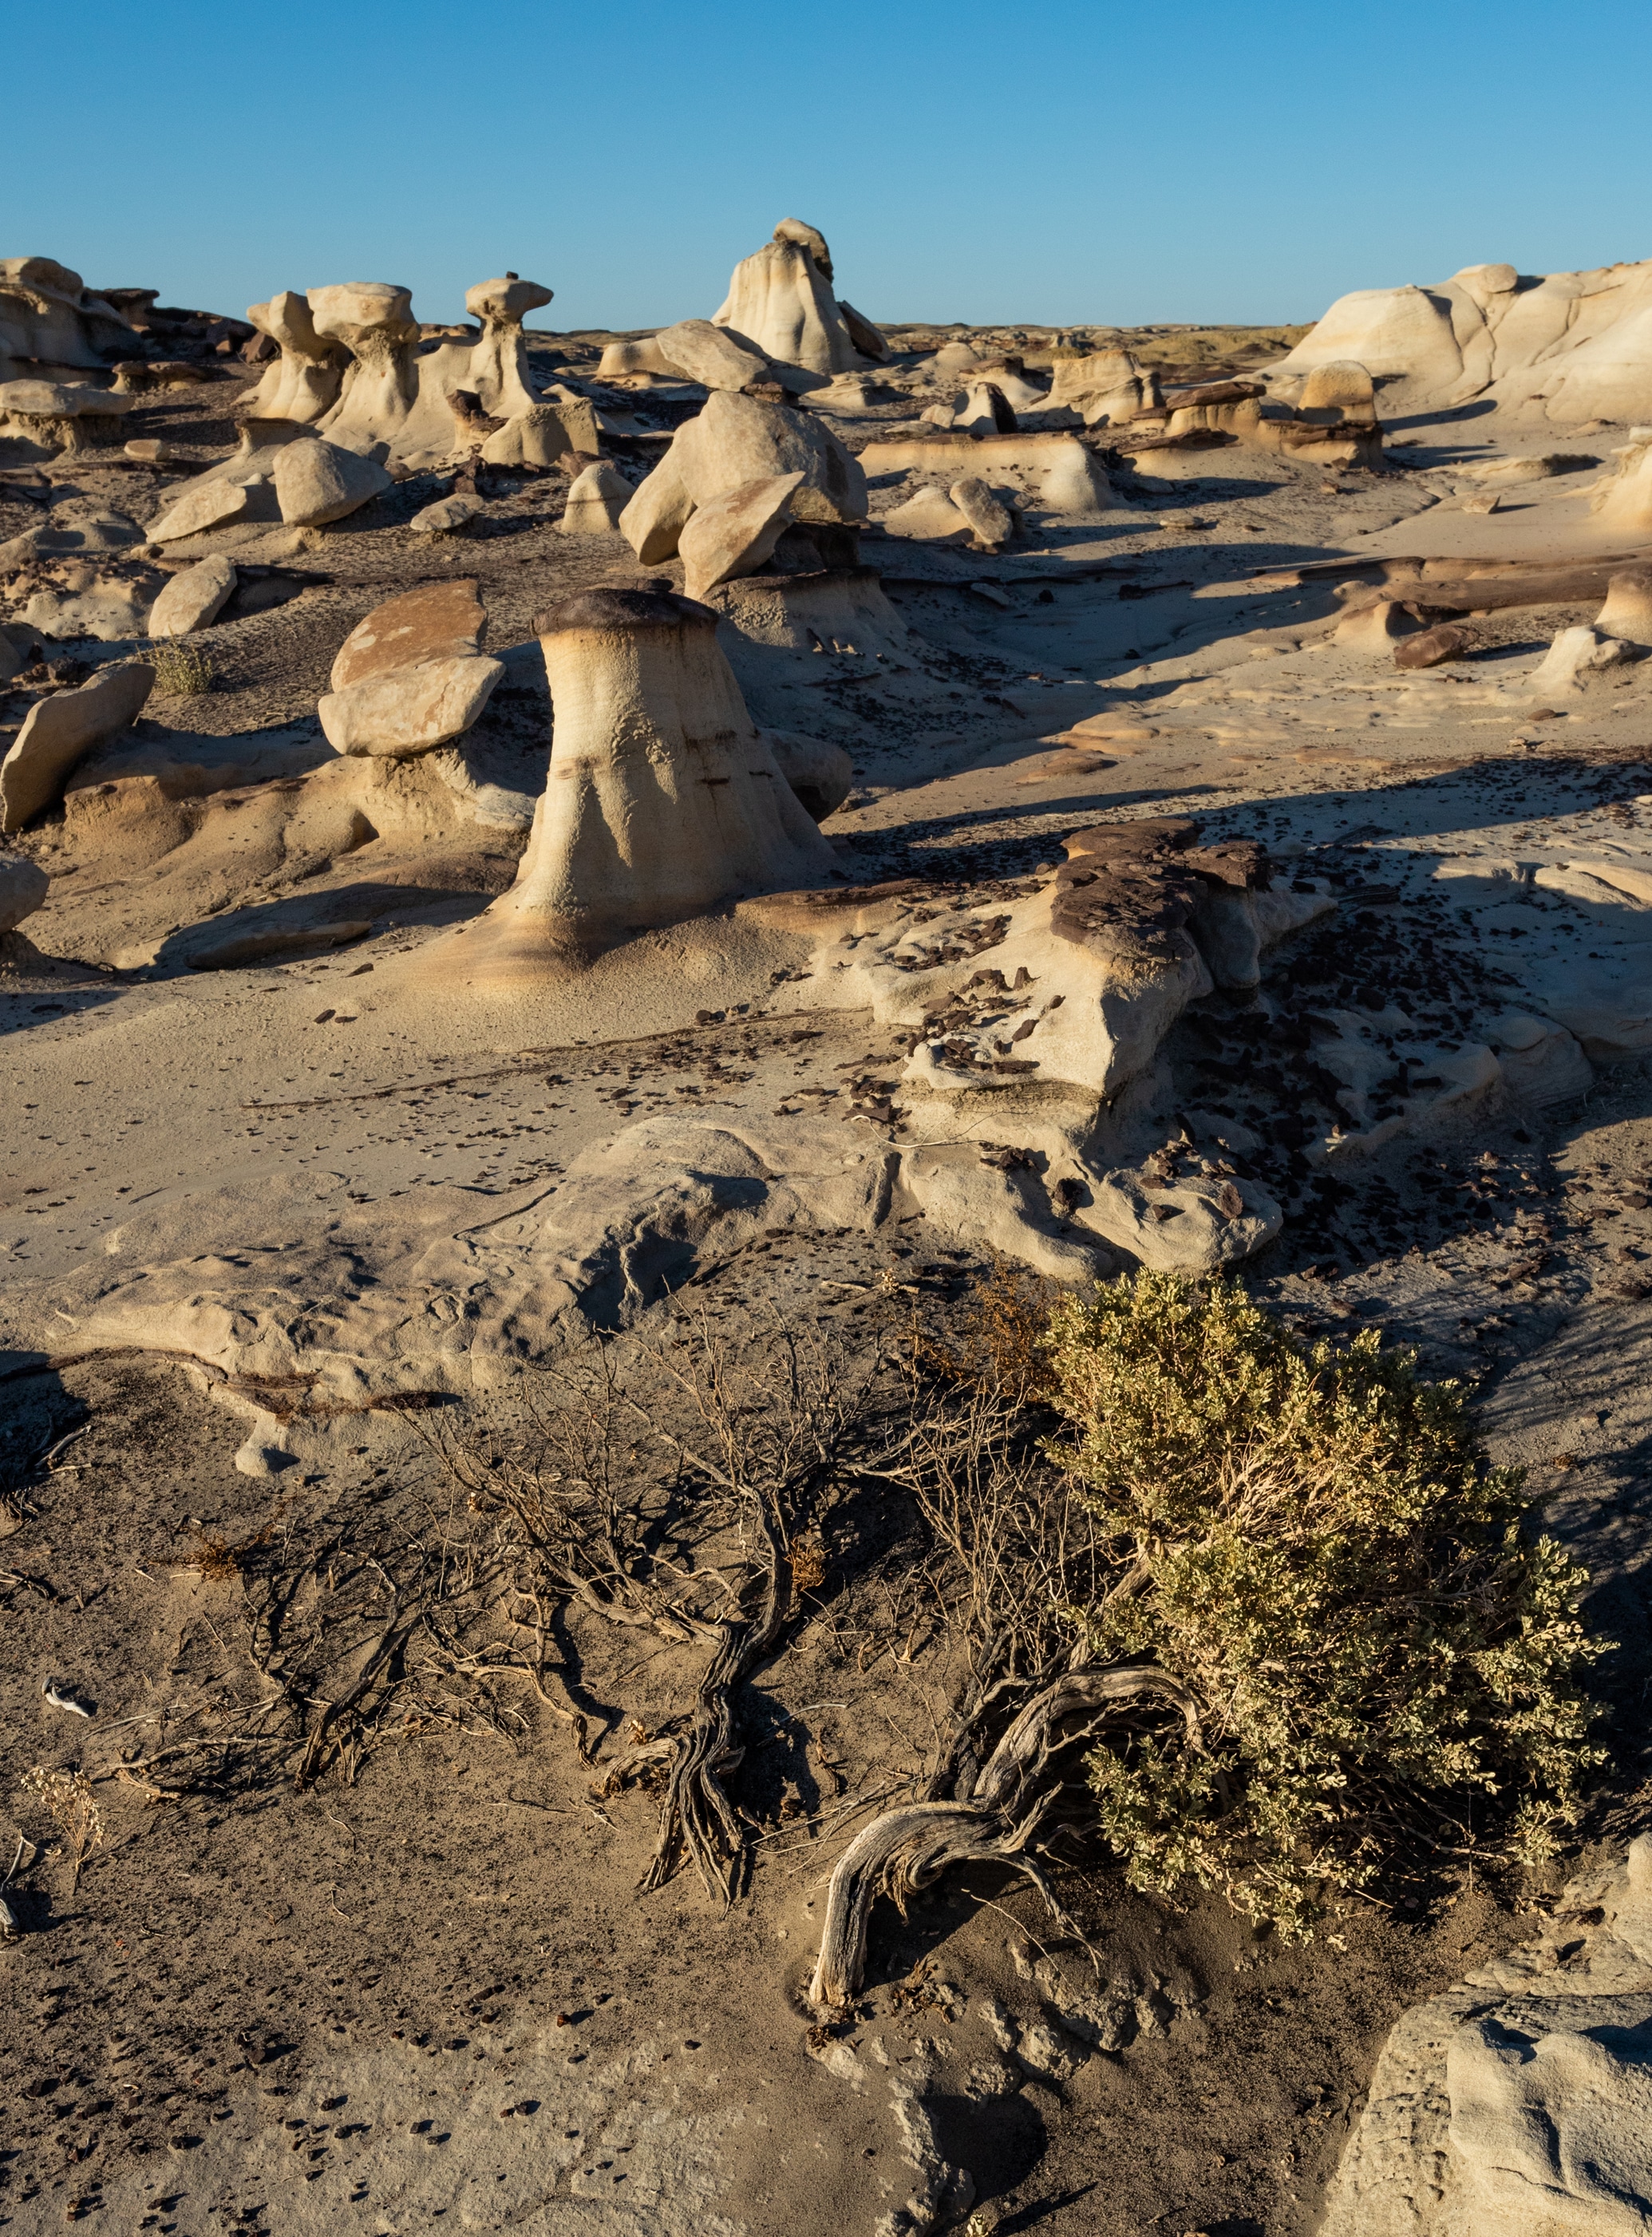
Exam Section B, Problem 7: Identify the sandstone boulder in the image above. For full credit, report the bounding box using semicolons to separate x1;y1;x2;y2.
949;476;1013;549
881;486;972;543
409;493;482;536
274;436;393;527
765;729;853;821
1394;622;1468;668
952;381;1017;435
0;661;153;832
148;557;238;637
678;472;804;599
1299;359;1377;421
1334;598;1422;653
652;318;769;391
146;477;256;543
558;461;631;536
480;397;599;468
619;453;697;563
0;849;49;931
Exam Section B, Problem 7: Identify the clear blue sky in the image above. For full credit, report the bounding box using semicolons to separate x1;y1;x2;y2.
10;0;1650;334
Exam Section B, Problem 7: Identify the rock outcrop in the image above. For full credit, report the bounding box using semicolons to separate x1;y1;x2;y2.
619;390;867;575
0;258;139;380
1272;256;1652;422
0;378;135;453
468;586;836;966
0;662;154;832
1322;1836;1652;2237
713;219;883;377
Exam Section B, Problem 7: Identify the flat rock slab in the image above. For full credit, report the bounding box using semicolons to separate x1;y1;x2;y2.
318;654;504;755
0;661;152;832
330;577;487;690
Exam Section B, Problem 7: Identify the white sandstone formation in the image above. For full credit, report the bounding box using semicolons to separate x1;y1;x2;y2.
148;557;239;636
0;661;153;832
558;461;630;536
461;275;552;419
1528;623;1634;695
650;318;769;391
1048;347;1162;425
1321;1835;1652;2237
318;578;503;757
273;435;394;526
713;219;883;377
0;257;138;380
147;432;393;541
881;485;974;543
0;378;135;453
471;585;836;965
1334;598;1422;654
241;290;347;425
949;380;1017;435
1272;256;1652;421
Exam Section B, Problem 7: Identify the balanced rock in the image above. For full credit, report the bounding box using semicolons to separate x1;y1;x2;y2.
0;849;49;931
274;436;393;527
320;577;500;756
949;476;1014;549
652;318;769;391
148;557;238;637
0;378;133;451
678;472;804;599
676;391;867;524
558;461;631;536
478;586;835;958
0;661;153;832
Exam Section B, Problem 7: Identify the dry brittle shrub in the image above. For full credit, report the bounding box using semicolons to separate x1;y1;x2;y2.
16;1766;104;1888
1045;1271;1607;1934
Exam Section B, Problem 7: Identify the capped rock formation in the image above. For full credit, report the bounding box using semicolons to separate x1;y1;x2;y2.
713;219;884;377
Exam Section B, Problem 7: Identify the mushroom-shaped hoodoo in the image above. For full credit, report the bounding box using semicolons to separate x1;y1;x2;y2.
310;283;421;451
463;274;553;421
475;586;836;963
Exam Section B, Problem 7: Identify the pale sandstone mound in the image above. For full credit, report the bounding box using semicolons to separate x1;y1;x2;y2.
0;661;153;832
1048;347;1162;425
467;585;836;965
273;434;394;525
1596;567;1652;642
319;578;503;756
1322;1835;1652;2237
1272;256;1652;421
1528;623;1634;696
557;460;630;536
713;219;883;377
0;256;139;379
1589;431;1652;533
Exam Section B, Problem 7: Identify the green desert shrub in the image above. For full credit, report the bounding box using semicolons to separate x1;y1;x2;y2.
1041;1272;1604;1935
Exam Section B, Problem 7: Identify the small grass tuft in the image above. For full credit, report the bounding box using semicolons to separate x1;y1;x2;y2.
151;642;215;695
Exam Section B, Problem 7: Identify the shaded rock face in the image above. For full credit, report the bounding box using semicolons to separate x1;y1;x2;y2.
1050;819;1271;974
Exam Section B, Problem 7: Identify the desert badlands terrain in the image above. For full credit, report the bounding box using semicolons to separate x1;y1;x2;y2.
3;230;1652;2235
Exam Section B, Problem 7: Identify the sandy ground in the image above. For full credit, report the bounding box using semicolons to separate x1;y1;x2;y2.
3;327;1652;2235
